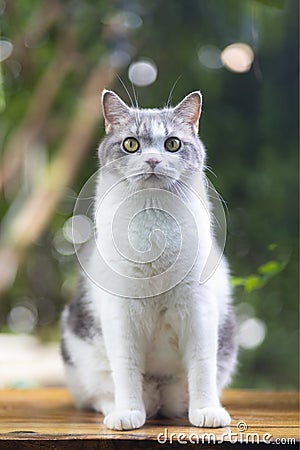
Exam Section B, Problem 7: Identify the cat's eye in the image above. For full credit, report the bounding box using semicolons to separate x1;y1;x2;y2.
122;137;140;153
165;137;181;152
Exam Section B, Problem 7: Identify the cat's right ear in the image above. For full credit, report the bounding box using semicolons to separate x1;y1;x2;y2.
102;90;130;134
173;91;202;134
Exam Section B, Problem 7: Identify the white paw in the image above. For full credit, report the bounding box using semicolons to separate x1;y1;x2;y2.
189;406;231;428
103;409;145;430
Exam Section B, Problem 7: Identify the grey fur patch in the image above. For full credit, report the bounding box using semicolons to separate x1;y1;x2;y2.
144;373;178;385
67;274;102;342
61;335;74;366
217;308;237;361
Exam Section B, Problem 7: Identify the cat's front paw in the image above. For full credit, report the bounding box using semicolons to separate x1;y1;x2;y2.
189;406;231;428
103;409;145;430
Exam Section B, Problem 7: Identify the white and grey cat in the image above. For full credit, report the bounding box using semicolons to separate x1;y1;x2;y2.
61;90;237;430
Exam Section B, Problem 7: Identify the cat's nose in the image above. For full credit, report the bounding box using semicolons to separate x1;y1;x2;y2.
145;158;162;169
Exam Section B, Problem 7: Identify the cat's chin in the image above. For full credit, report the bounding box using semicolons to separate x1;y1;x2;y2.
140;178;173;190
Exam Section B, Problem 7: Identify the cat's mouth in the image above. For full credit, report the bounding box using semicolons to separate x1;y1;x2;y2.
143;172;162;180
132;171;165;182
128;169;179;186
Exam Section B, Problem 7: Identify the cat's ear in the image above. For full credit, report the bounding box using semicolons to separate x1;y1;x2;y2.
102;89;130;133
173;91;202;134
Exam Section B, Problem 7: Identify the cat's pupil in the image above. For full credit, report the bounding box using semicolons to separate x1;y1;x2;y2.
165;137;181;152
123;137;139;153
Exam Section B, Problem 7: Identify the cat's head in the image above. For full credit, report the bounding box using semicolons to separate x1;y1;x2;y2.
98;89;206;190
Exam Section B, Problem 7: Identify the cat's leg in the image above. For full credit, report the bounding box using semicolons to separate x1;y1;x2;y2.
62;328;114;414
61;281;116;414
217;310;238;394
100;297;146;430
64;364;114;414
181;298;231;428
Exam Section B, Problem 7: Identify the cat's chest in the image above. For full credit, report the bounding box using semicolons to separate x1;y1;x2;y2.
94;187;210;285
126;207;181;258
97;197;186;272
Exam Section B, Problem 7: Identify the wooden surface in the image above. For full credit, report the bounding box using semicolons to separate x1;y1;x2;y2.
0;388;298;449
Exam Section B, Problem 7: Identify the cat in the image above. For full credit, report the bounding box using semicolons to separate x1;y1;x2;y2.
61;89;238;431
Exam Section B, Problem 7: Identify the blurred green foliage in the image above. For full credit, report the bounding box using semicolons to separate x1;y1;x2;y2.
0;0;298;388
231;244;288;292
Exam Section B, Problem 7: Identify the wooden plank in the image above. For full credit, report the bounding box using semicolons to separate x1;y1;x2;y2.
0;388;298;448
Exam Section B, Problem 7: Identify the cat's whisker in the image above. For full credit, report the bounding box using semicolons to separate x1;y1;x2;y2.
204;175;229;216
117;75;141;127
209;210;222;231
117;75;135;108
170;179;192;206
176;180;192;203
205;165;218;178
131;82;140;111
166;75;182;108
207;185;229;214
126;81;140;127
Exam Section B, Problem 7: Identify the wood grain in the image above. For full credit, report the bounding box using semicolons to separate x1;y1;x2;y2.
0;388;298;449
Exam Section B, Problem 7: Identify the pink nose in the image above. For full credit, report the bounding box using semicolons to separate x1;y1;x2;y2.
145;158;162;169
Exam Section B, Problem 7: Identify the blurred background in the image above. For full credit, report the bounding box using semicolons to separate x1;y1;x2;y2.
0;0;298;389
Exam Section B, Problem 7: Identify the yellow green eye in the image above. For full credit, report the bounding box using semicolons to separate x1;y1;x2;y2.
123;137;140;153
165;137;181;152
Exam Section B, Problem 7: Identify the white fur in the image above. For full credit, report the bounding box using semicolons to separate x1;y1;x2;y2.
62;92;237;430
64;174;235;429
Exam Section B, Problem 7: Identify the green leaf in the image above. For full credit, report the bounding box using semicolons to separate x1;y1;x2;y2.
230;277;246;288
245;275;265;293
258;260;283;276
268;243;278;251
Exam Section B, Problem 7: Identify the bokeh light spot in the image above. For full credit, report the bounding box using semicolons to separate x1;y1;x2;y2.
6;60;22;78
0;1;6;16
7;304;37;334
236;302;255;322
198;45;223;69
0;40;13;62
221;43;254;73
63;214;93;245
238;317;267;349
53;230;75;256
128;59;158;87
110;49;131;69
122;11;143;29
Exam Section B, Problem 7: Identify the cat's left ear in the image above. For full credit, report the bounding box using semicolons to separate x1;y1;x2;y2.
102;89;130;133
173;91;202;134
